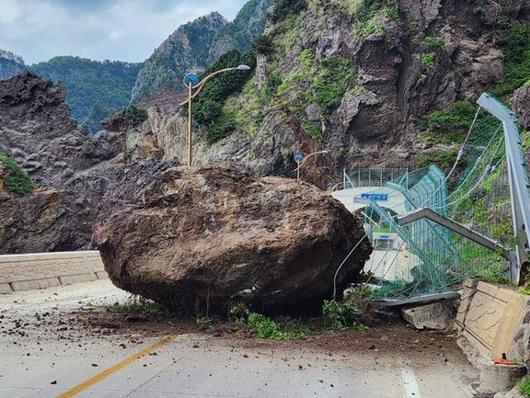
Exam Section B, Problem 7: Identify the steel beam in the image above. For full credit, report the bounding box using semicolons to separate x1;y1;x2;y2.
398;208;516;264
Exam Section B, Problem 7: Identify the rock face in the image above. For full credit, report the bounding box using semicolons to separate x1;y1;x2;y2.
0;50;25;80
118;0;529;188
93;164;371;313
512;84;530;131
0;187;70;254
0;72;126;252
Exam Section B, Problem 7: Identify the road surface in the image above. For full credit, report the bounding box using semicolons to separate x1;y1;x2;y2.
0;280;479;397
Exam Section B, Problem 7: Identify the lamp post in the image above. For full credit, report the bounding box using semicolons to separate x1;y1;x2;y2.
179;64;251;167
293;150;329;181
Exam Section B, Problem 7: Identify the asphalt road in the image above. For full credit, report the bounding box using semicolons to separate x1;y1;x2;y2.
0;280;479;398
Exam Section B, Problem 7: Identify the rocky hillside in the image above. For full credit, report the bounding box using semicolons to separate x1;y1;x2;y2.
120;0;529;188
0;50;25;80
31;57;142;133
132;0;273;103
0;72;126;253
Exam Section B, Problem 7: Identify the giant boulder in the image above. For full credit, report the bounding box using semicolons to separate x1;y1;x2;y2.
93;163;371;313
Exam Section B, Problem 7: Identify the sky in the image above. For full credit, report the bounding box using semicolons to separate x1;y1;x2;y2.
0;0;248;65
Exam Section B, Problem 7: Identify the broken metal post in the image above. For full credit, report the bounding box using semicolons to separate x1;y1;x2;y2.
397;208;516;265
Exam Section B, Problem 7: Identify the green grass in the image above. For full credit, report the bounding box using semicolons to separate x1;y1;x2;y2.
303;120;322;140
0;151;34;195
246;313;310;339
424;35;446;49
312;55;358;114
322;299;367;330
226;302;310;340
107;296;169;316
193;49;256;143
492;23;530;96
419;100;498;145
519;376;530;397
123;105;148;127
417;148;458;169
517;286;530;296
420;52;436;69
458;240;510;284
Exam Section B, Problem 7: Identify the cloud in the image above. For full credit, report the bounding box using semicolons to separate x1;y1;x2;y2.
0;0;248;65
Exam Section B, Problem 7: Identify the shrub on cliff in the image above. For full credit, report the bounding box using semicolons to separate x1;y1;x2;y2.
0;151;34;195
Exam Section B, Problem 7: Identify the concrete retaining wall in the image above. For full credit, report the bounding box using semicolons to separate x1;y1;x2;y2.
456;279;530;363
0;251;108;294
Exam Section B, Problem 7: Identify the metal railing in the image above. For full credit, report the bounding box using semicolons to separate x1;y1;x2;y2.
342;168;409;189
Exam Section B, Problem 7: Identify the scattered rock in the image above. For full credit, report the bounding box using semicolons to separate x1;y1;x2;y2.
401;300;454;330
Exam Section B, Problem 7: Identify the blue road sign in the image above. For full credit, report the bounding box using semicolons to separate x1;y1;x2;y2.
294;153;303;162
360;193;388;201
183;72;200;86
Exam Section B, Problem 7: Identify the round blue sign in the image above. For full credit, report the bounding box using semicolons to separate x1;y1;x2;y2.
183;72;200;86
294;153;303;162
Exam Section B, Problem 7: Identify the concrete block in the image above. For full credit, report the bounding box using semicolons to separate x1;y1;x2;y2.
0;283;12;294
11;280;43;291
401;300;454;330
59;273;97;285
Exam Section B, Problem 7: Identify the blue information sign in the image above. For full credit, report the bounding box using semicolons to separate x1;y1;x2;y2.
360;193;388;201
183;72;200;86
294;153;303;162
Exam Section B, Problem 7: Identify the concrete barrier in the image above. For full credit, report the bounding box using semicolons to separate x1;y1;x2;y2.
0;251;108;294
456;279;530;363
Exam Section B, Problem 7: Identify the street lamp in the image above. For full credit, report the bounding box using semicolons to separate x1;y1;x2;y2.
294;150;330;181
179;64;251;167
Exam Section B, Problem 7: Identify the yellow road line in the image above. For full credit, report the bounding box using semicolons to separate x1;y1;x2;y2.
56;334;175;398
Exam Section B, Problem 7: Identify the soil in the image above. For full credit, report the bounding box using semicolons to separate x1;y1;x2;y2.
0;304;467;366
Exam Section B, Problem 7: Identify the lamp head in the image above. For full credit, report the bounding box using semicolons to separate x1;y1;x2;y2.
236;64;251;71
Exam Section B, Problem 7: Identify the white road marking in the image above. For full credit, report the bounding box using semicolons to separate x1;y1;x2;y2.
401;361;422;398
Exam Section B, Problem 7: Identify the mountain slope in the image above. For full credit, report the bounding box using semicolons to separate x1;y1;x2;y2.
114;0;529;189
31;56;142;133
0;50;25;80
192;0;530;180
131;12;228;102
132;0;273;103
207;0;274;63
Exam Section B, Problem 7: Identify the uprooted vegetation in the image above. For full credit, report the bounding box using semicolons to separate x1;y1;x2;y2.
96;287;376;341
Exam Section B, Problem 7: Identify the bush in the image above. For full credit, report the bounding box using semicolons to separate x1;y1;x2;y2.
252;35;274;56
193;50;255;143
417;149;458;169
228;302;250;322
492;23;530;96
0;151;34;195
424;35;446;49
519;376;530;397
123;105;148;127
206;113;237;143
312;55;357;113
246;313;310;339
322;299;366;330
303;120;322;141
270;0;307;23
421;52;436;69
420;100;498;145
108;296;168;315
